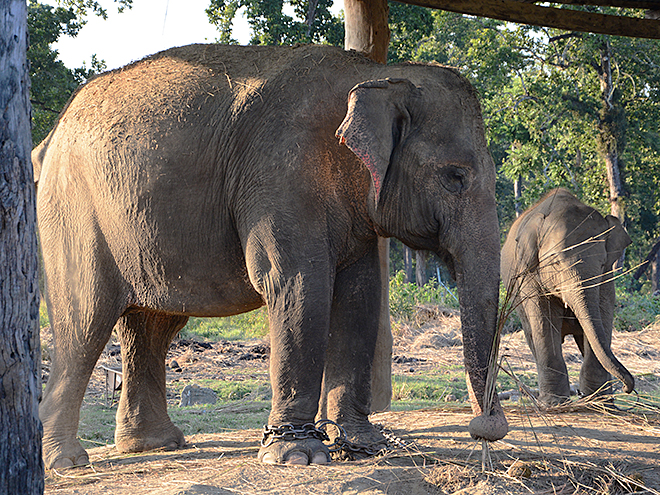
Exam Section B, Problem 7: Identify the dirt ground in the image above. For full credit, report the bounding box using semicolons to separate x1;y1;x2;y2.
43;309;660;495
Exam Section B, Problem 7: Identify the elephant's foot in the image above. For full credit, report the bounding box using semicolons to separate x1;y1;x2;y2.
258;439;330;465
115;421;186;453
539;392;571;408
43;437;90;469
326;418;389;460
468;410;509;442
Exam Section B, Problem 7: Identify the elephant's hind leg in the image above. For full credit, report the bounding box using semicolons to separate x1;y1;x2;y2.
114;310;188;453
40;287;125;469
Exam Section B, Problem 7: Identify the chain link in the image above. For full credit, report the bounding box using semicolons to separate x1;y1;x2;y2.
261;422;330;447
260;419;411;458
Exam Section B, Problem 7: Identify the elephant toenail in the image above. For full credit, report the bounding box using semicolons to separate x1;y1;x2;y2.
284;452;309;465
260;452;278;465
311;452;330;464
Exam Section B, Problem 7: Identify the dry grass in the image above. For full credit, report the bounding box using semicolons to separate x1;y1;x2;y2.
43;304;660;494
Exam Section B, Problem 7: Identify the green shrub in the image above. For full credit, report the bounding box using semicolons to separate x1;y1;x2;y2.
389;270;459;321
614;290;660;332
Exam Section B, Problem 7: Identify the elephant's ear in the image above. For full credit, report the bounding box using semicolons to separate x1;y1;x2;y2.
336;78;418;206
604;215;631;269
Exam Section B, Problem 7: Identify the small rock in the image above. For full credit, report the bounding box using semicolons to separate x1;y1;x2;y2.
507;460;532;478
179;384;217;407
445;394;456;402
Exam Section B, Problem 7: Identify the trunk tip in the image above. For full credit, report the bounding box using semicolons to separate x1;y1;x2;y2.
468;411;508;442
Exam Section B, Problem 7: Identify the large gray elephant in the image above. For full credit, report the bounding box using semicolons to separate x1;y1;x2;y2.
501;188;635;406
34;44;506;469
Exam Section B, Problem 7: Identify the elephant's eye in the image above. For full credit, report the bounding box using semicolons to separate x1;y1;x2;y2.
439;165;469;194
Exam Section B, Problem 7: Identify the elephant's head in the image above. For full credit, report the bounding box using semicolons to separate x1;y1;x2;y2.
509;189;634;394
336;76;507;441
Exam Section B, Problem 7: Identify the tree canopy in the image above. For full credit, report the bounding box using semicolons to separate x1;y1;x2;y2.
387;6;660;283
30;0;660;291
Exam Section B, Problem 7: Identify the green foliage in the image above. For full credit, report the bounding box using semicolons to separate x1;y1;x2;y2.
206;0;343;46
389;271;459;321
397;8;660;275
28;0;107;144
387;2;433;64
179;308;269;341
614;289;660;332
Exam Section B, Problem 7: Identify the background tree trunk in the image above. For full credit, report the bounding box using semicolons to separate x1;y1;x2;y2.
595;39;628;270
343;0;392;412
596;40;627;224
514;175;523;217
416;250;428;287
652;252;659;295
403;246;414;283
0;0;44;492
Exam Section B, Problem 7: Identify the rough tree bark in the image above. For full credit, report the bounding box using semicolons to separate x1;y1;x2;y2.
343;0;392;412
0;0;44;492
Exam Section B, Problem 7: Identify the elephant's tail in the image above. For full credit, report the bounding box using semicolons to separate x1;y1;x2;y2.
31;139;47;187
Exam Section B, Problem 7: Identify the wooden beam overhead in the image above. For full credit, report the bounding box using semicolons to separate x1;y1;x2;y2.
394;0;660;39
533;0;660;8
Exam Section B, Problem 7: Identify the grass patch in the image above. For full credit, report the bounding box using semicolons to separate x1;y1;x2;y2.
392;369;467;402
77;399;271;449
171;401;270;434
170;378;271;402
179;309;269;341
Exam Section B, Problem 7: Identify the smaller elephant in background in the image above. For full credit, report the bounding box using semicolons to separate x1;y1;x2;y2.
501;188;635;406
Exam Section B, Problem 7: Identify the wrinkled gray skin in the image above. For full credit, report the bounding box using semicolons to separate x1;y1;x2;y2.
501;189;634;406
34;44;506;469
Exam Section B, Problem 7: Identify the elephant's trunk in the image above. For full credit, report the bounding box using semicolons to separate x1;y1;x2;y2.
451;207;508;442
564;283;635;393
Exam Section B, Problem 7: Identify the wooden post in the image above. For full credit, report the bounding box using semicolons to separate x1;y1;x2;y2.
343;0;392;412
344;0;390;63
0;0;44;492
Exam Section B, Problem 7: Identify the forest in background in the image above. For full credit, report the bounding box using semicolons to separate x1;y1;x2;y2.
29;0;660;294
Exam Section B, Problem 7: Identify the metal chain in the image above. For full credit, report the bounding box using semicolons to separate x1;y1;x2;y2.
260;419;414;458
261;422;330;447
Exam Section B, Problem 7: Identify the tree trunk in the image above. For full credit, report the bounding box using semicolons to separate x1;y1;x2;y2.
652;252;659;295
595;39;628;269
513;175;523;217
0;0;44;492
343;0;392;412
596;40;626;224
416;250;428;287
403;246;414;283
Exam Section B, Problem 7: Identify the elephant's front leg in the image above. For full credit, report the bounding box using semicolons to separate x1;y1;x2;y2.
318;241;387;457
519;296;571;406
248;239;334;465
114;310;188;453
